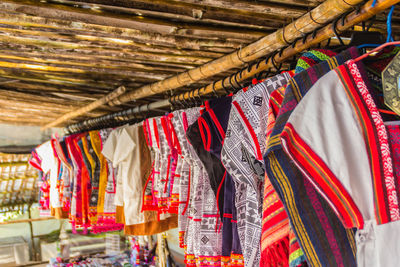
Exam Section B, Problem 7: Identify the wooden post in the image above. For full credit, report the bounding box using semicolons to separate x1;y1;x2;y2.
27;207;37;261
41;86;126;130
45;0;363;128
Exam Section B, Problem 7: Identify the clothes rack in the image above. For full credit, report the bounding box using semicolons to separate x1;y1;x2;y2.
65;0;397;134
43;0;371;130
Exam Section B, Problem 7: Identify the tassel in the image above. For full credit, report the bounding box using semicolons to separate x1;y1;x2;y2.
263;237;290;267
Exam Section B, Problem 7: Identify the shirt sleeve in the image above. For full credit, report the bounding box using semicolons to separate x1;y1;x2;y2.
280;69;367;229
101;129;119;167
114;126;136;165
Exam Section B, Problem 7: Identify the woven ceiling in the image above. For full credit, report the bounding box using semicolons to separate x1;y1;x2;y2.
0;0;398;126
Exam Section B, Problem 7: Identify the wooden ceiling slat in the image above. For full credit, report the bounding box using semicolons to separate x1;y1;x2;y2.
244;0;322;7
0;57;191;78
0;12;249;49
75;0;303;22
0;57;192;78
51;0;284;30
0;50;203;69
0;30;227;58
10;0;297;27
0;38;217;65
0;27;237;55
0;1;272;39
0;70;120;92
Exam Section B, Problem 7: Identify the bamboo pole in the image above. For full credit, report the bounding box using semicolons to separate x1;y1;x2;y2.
65;0;399;134
45;0;363;129
41;86;126;130
106;0;364;105
175;0;400;100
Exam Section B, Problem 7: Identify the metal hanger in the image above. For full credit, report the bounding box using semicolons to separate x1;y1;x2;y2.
211;81;219;98
221;77;231;94
228;74;240;92
233;73;243;92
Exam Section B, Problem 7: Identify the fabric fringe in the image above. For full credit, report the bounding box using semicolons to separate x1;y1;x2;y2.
261;236;289;267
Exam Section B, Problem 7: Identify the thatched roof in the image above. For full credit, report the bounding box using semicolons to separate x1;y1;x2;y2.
0;0;398;126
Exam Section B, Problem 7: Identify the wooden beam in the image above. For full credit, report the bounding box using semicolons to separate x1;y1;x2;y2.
0;31;225;58
0;58;184;80
0;12;246;50
258;0;322;7
0;40;216;65
0;49;203;69
0;1;270;39
0;0;292;29
77;0;305;21
0;53;193;74
41;86;126;129
0;217;56;225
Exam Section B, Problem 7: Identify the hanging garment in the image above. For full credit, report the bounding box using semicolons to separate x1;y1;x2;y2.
35;140;65;218
221;73;291;267
280;56;400;267
169;108;201;248
75;135;91;229
149;116;169;214
189;97;244;266
177;108;202;255
98;128;121;231
79;134;97;224
102;124;176;235
52;138;73;214
185;106;224;266
89;130;109;224
142;118;160;212
261;51;340;267
264;48;359;267
103;124;148;228
188;97;233;218
144;116;178;224
65;134;84;231
262;85;306;267
59;138;74;210
166;112;182;214
102;125;128;223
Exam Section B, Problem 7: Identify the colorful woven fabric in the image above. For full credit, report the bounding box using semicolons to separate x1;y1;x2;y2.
264;48;359;267
76;136;92;229
261;50;335;267
280;57;400;267
294;49;337;74
89;130;109;224
221;73;291;267
80;134;97;224
262;84;308;267
186;99;232;265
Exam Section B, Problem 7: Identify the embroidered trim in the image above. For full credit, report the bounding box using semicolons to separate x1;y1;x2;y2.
232;101;263;160
281;123;364;229
347;60;400;222
198;117;211;151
